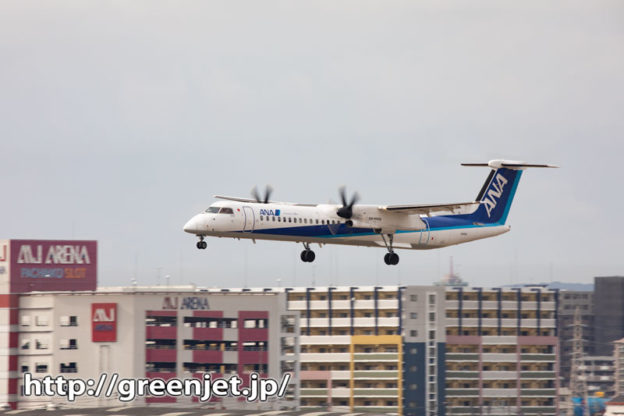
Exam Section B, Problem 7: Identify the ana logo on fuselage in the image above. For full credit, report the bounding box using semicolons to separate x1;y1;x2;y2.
259;209;280;216
482;173;509;217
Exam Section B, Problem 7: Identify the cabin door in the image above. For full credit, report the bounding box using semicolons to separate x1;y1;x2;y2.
243;206;255;232
419;219;431;246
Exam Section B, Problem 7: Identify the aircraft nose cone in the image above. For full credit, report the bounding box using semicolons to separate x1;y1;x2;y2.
183;217;197;233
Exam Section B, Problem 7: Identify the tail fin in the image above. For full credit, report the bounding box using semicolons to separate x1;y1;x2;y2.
462;160;558;225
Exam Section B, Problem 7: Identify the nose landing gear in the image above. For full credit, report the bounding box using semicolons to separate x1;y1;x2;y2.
300;242;315;263
196;236;207;250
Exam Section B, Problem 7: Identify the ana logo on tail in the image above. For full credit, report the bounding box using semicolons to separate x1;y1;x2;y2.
483;173;508;217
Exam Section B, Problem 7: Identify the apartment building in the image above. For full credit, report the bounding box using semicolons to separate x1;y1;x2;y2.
225;284;560;416
444;286;559;416
16;287;299;409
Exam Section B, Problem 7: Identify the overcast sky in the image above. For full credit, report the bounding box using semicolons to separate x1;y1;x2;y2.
1;0;623;289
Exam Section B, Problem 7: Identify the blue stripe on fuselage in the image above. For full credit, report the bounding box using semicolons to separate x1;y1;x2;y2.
236;215;499;239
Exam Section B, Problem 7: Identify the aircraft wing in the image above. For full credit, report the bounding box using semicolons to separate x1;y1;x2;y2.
214;195;318;207
214;195;261;203
380;202;481;215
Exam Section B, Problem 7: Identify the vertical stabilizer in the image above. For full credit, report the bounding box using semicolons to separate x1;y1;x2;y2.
461;159;558;225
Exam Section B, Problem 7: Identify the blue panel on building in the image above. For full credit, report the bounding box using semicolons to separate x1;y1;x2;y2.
403;342;427;416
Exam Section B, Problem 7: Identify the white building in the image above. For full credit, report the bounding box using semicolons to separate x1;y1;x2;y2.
16;286;299;410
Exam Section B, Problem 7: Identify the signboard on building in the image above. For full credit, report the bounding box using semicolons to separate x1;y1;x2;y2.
92;303;117;342
7;240;97;292
162;296;210;310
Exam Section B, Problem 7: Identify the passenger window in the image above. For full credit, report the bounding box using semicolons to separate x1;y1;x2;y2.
288;218;292;223
322;220;325;225
304;219;307;224
260;216;263;221
316;219;319;224
278;217;281;222
272;217;275;222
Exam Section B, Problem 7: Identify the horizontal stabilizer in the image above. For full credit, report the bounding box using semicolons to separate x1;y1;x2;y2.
461;159;559;169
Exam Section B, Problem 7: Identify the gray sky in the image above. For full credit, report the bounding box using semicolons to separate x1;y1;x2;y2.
1;0;623;289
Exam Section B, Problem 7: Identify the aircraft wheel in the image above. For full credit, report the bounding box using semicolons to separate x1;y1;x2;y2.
301;250;315;262
196;241;203;249
197;241;207;249
390;252;399;265
384;253;391;265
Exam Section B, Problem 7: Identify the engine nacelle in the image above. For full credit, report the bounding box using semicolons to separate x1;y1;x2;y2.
345;219;372;228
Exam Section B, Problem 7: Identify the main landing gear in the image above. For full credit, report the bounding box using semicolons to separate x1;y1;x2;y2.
196;236;207;250
300;242;315;263
380;233;399;265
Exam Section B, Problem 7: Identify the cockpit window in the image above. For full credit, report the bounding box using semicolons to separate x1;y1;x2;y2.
205;206;234;214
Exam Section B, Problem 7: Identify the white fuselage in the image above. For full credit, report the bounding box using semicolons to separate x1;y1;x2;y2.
183;200;510;250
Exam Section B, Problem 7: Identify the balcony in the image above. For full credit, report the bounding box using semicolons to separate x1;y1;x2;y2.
482;353;517;362
446;371;479;379
145;326;176;340
300;353;350;362
521;354;556;361
238;328;268;341
521;389;557;396
352;388;398;397
481;388;520;398
238;350;268;364
192;328;223;340
353;353;398;361
192;350;222;362
145;349;176;362
352;370;398;379
446;388;479;397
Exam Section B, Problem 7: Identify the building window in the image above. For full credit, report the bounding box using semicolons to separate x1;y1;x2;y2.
429;294;436;304
60;362;78;373
60;339;78;350
35;364;48;373
410;330;418;337
410;312;418;319
35;316;49;326
20;365;28;373
60;316;78;327
21;340;30;350
20;316;31;326
35;340;49;350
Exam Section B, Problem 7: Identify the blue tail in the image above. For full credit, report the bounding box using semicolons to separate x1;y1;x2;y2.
468;168;522;225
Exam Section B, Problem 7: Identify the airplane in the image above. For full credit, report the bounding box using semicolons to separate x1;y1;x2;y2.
183;159;557;265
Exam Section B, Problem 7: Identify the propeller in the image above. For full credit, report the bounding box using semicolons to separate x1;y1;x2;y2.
336;186;359;219
251;185;273;204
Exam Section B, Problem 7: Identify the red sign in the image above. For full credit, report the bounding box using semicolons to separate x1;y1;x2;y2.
92;303;117;342
9;240;97;292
